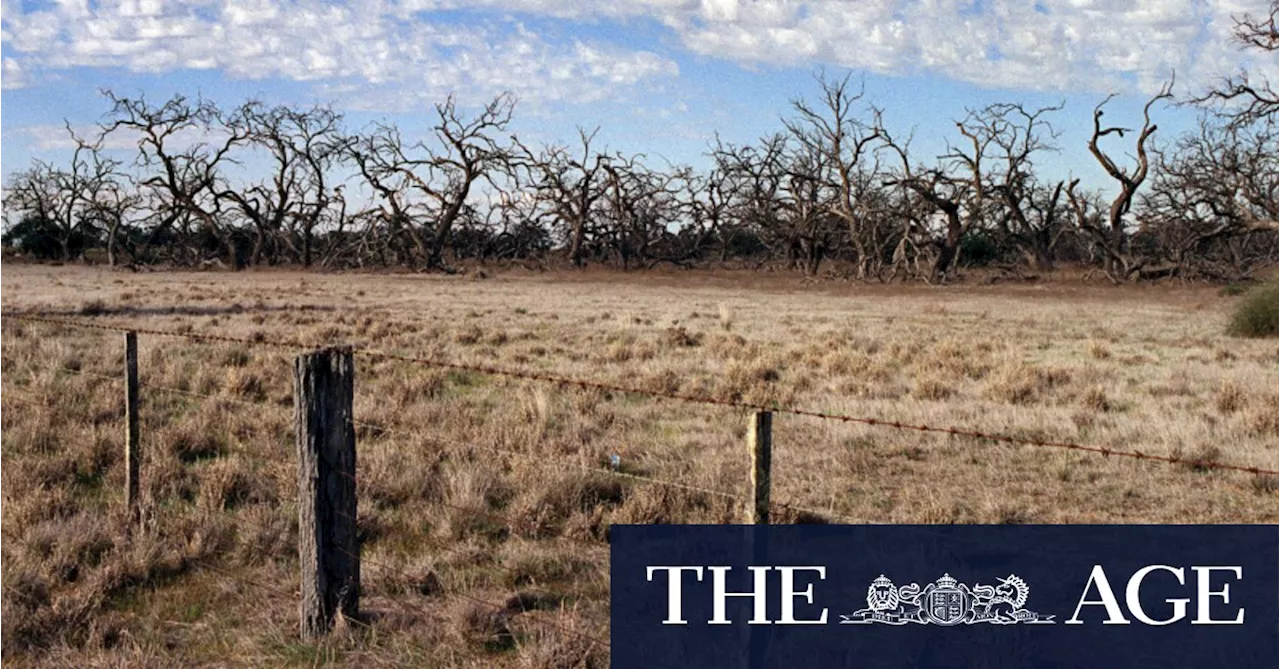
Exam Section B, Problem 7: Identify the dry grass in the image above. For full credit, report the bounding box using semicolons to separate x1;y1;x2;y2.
1;263;1276;666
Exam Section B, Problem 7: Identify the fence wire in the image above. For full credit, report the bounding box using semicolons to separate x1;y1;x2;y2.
4;311;1275;476
2;306;1276;663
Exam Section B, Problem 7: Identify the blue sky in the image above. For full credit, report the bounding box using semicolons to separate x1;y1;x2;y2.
1;0;1273;193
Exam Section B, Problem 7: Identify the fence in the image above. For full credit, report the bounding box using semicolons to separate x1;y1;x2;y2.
2;310;1275;650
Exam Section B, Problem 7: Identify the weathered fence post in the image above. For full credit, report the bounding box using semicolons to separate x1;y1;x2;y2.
747;410;772;525
124;331;140;520
294;347;359;639
742;410;773;669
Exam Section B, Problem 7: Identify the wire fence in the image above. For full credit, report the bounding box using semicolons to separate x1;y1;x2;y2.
2;308;1276;659
4;311;1275;476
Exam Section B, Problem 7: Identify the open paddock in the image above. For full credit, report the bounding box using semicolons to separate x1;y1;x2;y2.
2;264;1276;666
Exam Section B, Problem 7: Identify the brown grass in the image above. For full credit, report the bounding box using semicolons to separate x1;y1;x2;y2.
1215;379;1246;413
1;263;1276;666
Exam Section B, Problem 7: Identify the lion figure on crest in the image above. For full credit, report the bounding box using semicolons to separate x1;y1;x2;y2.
866;575;900;611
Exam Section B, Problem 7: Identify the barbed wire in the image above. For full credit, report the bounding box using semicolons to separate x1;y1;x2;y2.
4;359;832;523
3;312;307;351
197;560;298;600
47;363;757;514
5;349;858;521
140;380;288;412
3;359;285;415
355;420;855;523
352;418;744;500
4;311;1276;476
4;308;1272;664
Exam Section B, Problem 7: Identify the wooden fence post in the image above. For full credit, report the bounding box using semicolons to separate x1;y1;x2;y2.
747;411;772;525
124;331;140;520
742;411;773;668
294;347;359;639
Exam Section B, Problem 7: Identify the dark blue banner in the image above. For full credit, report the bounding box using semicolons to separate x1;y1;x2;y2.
610;525;1278;668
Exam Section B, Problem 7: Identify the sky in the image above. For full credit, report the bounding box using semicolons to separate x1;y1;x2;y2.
0;0;1274;194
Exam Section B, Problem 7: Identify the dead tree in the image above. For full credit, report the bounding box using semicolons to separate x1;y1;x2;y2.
1190;1;1277;131
778;136;841;277
683;162;740;264
713;136;787;268
219;102;351;267
982;102;1071;271
784;72;887;279
599;155;685;270
892;169;967;283
480;190;552;262
84;161;141;268
1137;116;1278;278
3;125;137;264
4;161;85;260
717;133;842;275
513;127;608;268
1079;81;1174;281
883;117;991;283
102;91;250;268
347;126;420;267
348;94;516;270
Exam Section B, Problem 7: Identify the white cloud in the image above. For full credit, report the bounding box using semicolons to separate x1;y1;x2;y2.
0;0;1270;105
0;0;680;109
455;0;1269;96
2;56;26;89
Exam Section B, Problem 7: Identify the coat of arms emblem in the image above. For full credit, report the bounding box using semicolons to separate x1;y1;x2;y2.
840;573;1054;626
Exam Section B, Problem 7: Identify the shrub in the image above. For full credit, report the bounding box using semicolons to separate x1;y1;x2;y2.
1219;282;1251;297
1080;387;1111;413
959;230;1003;267
662;326;702;348
1226;282;1278;338
2;214;98;260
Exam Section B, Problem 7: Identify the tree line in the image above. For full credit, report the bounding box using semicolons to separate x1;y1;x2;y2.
4;7;1276;283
